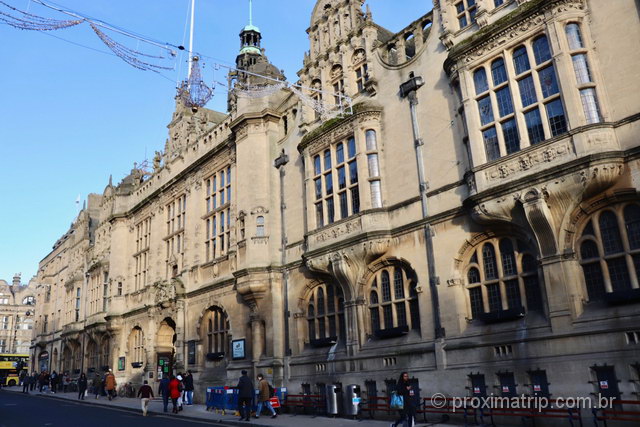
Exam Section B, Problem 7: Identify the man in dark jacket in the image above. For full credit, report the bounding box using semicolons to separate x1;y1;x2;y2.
236;370;254;421
158;374;171;413
184;370;194;405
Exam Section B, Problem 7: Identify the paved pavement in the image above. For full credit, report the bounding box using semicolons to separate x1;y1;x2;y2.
0;386;461;426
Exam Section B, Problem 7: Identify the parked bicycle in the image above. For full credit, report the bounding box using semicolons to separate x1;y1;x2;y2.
117;382;136;398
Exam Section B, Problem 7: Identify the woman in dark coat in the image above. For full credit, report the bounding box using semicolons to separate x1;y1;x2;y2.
78;373;88;400
393;371;417;427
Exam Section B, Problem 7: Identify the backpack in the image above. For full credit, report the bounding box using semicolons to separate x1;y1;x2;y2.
268;384;275;397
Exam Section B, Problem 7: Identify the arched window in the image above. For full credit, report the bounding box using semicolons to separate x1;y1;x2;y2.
203;307;229;355
491;58;507;86
22;296;35;305
369;264;420;335
256;216;265;237
129;327;145;364
474;68;488;95
578;203;640;301
307;283;345;344
100;337;110;369
87;340;98;370
465;237;543;320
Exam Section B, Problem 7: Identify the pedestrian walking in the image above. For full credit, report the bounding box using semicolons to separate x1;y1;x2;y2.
176;374;184;411
105;369;117;400
137;380;154;417
91;373;101;399
183;370;194;405
255;373;277;419
158;374;170;413
50;371;58;393
20;371;28;394
62;372;70;392
168;375;181;414
29;372;36;391
392;372;417;427
78;373;88;400
236;370;254;421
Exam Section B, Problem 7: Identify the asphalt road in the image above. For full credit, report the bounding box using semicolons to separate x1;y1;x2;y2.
0;391;222;427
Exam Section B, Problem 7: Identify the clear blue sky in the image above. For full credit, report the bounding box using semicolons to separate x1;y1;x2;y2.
0;0;433;284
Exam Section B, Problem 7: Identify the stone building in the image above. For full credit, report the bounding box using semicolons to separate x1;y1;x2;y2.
0;274;36;356
31;0;640;406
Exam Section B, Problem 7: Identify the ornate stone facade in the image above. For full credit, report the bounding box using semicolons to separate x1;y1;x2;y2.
31;0;640;410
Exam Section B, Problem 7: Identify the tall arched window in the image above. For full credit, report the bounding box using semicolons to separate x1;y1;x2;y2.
578;203;640;301
204;307;229;355
129;327;145;364
369;264;420;336
465;237;543;321
307;283;345;345
100;337;110;369
87;340;98;370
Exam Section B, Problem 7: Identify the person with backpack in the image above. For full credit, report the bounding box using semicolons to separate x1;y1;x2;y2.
236;370;254;421
255;373;277;419
158;374;171;413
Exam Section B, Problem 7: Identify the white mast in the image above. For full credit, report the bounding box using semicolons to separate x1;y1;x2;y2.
249;0;253;26
187;0;196;78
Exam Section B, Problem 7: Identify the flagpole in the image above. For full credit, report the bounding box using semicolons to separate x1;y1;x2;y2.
188;0;195;78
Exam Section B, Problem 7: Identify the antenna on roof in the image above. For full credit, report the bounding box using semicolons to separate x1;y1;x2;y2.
249;0;253;26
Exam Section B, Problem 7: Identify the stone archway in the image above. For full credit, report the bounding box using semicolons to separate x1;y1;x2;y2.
155;318;176;379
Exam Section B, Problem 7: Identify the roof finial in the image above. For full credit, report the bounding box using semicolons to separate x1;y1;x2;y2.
249;0;253;26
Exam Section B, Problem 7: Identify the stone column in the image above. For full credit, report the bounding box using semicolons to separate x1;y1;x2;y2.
250;313;263;378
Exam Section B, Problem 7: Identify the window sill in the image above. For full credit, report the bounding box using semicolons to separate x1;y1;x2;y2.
373;325;409;339
475;306;526;323
602;288;640;305
206;352;225;361
310;337;338;348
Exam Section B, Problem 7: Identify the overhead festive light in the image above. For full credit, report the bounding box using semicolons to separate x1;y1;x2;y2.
0;0;82;31
90;23;173;72
177;56;213;109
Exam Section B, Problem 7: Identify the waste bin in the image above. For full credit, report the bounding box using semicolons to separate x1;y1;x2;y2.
325;384;343;415
344;384;361;417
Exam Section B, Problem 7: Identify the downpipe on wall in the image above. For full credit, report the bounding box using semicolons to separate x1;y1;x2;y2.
400;73;446;359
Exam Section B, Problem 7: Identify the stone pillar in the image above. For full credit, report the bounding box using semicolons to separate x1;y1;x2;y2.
344;300;359;370
250;313;263;377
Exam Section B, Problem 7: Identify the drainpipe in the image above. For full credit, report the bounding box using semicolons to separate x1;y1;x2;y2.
400;72;445;340
274;150;290;386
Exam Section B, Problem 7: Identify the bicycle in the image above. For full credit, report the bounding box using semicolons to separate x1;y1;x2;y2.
117;382;136;398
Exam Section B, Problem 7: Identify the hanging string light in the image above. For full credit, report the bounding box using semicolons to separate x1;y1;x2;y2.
90;23;173;72
0;0;82;31
233;82;286;99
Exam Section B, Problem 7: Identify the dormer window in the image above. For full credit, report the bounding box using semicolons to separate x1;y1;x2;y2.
456;0;477;30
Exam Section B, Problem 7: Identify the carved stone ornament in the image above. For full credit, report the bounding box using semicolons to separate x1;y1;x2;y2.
352;49;366;65
153;279;184;308
305;239;391;298
484;141;573;182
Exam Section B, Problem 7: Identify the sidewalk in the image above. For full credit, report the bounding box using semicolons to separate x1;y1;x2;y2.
2;386;460;426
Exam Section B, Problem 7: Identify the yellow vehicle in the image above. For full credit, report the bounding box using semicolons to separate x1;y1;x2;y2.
0;353;28;387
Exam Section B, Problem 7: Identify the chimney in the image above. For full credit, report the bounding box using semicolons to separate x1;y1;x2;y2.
12;273;21;287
